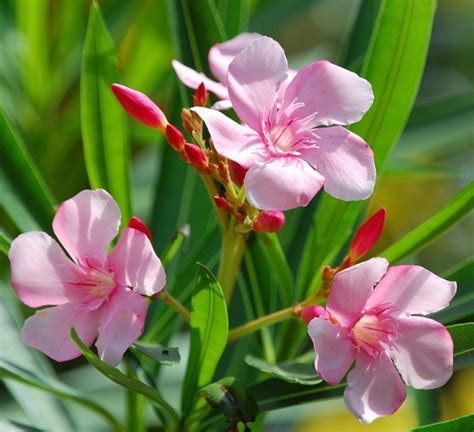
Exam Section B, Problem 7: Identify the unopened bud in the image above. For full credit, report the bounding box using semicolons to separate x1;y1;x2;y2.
193;83;208;107
184;143;207;170
253;210;285;233
229;160;248;187
322;266;334;282
300;305;328;325
127;216;153;242
111;84;168;133
349;208;386;262
213;195;234;214
166;125;185;152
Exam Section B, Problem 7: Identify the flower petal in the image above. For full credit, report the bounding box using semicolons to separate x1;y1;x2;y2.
390;316;453;389
365;265;457;317
344;353;406;424
22;303;99;362
227;36;288;133
283;60;373;127
171;60;228;100
327;258;389;327
244;157;325;210
208;32;263;83
191;106;267;168
300;126;376;201
52;189;121;266
9;232;79;307
107;227;166;297
95;288;147;366
307;317;355;385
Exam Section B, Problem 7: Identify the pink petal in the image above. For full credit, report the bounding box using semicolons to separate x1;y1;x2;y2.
307;317;355;385
344;352;406;424
22;303;99;362
349;208;386;261
327;258;389;327
244;157;325;211
107;227;166;297
52;189;121;266
365;265;457;317
208;32;263;83
95;288;147;366
171;60;228;100
227;37;288;133
277;68;297;99
390;316;453;389
211;99;233;111
300;126;376;201
191;107;267;168
9;232;79;307
282;60;373;127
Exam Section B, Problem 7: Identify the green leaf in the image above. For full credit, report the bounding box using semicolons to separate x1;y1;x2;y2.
201;377;258;430
411;413;474;432
70;328;179;427
0;107;55;232
448;323;474;371
0;358;123;432
181;265;229;415
0;418;44;432
381;182;474;263
81;1;130;223
217;0;248;37
131;342;180;366
0;232;11;256
250;379;345;412
245;355;321;386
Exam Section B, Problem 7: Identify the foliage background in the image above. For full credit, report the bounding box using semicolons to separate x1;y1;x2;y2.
0;0;473;430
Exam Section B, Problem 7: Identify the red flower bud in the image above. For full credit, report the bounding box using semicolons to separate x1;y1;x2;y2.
193;83;208;107
111;84;168;133
349;208;386;261
127;216;153;242
184;143;207;170
300;305;328;325
213;195;234;214
166;124;185;152
322;266;334;282
252;210;285;233
229;160;248;187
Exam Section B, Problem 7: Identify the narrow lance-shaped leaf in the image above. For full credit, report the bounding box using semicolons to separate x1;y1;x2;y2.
0;107;55;232
81;1;131;224
411;413;474;432
447;323;474;371
181;265;229;415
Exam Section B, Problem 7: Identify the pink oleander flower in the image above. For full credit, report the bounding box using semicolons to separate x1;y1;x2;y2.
8;189;166;366
192;36;376;210
306;258;456;423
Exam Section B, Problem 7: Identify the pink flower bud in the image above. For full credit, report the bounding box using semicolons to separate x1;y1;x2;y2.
349;208;386;261
111;84;168;133
193;83;208;107
300;305;328;325
166;124;185;152
184;143;207;170
127;216;153;242
252;210;285;233
229;160;248;187
213;195;234;214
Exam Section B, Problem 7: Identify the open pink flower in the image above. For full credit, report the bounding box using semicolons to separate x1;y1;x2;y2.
306;258;456;423
8;189;166;366
192;37;376;210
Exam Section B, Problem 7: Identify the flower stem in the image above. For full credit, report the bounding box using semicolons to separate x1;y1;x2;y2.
199;172;228;230
154;291;190;322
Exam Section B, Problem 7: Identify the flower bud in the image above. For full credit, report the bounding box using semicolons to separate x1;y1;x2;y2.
300;305;328;325
184;143;207;170
127;216;153;242
111;84;168;133
349;208;386;262
193;83;208;107
213;195;234;214
229;160;248;187
166;124;185;152
252;210;285;233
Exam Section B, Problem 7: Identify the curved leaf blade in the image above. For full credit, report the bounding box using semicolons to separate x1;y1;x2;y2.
448;323;474;371
411;413;474;432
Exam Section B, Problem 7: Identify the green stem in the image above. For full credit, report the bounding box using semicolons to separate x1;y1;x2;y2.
199;172;228;231
217;219;246;303
154;291;191;322
125;362;146;432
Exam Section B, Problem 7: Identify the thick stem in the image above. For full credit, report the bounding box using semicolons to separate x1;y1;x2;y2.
153;291;190;322
217;220;246;303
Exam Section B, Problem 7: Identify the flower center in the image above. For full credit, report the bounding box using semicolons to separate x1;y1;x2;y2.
351;305;398;357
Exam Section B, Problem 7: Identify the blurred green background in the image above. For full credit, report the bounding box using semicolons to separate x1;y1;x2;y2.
0;0;473;430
